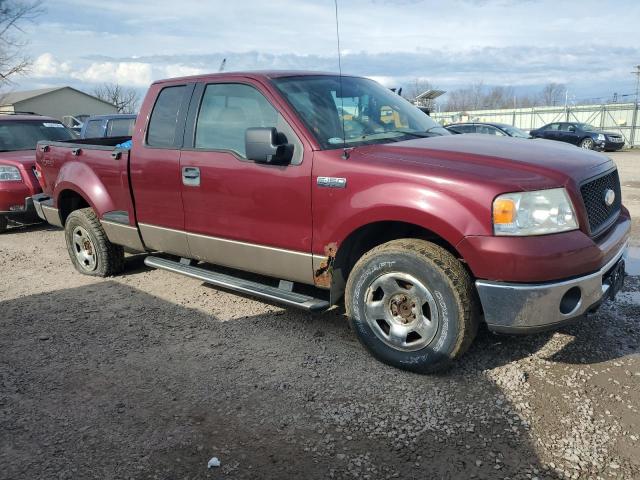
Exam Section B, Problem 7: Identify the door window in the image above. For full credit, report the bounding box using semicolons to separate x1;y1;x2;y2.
147;85;187;147
547;123;560;131
194;83;303;164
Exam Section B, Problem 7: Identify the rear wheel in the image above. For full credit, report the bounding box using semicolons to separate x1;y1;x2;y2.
580;137;594;150
345;239;479;373
0;216;7;233
64;208;124;277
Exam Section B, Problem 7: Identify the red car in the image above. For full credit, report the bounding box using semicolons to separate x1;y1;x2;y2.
0;114;75;232
32;72;630;372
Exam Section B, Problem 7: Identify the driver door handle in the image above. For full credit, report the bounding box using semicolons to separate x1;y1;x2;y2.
182;166;200;186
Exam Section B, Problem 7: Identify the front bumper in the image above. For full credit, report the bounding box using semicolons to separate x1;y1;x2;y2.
0;195;39;222
476;243;627;333
595;141;625;151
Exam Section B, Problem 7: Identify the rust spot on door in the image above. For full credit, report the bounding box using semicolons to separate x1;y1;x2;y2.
314;242;338;288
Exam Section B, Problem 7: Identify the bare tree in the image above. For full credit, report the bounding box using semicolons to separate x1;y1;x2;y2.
539;83;566;106
93;83;139;113
402;78;434;103
0;0;43;84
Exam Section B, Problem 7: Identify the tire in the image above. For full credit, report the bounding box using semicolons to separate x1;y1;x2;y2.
0;216;7;233
345;239;479;373
580;137;594;150
64;208;124;277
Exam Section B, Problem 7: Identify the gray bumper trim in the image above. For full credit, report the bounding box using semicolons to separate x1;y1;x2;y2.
32;194;62;228
476;243;627;332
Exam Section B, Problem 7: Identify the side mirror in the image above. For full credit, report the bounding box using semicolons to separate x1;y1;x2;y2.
245;127;293;165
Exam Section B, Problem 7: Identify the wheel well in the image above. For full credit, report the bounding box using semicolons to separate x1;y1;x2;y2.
58;190;90;225
330;221;464;303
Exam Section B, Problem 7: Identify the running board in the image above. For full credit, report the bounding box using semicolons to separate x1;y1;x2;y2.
144;256;329;312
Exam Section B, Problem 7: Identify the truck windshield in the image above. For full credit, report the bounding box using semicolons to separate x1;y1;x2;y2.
0;120;75;151
272;75;449;149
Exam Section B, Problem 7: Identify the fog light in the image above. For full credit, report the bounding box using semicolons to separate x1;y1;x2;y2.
560;287;581;315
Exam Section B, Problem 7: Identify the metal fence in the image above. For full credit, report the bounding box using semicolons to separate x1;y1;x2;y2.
431;102;640;147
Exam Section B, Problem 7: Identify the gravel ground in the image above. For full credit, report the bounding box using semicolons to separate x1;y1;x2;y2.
1;151;639;480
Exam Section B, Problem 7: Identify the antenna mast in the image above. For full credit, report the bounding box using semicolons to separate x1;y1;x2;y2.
334;0;349;159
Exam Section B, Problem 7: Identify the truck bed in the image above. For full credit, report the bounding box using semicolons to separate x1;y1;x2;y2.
36;136;137;228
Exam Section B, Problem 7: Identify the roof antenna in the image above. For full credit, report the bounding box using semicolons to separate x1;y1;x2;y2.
218;58;226;73
334;0;349;160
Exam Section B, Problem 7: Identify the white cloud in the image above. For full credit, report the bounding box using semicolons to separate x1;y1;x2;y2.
31;53;71;78
74;61;153;86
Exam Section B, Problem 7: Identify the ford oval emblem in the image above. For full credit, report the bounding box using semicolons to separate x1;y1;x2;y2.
604;189;615;206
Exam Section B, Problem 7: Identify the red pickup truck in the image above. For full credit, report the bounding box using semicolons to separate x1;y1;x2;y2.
33;71;630;372
0;114;75;232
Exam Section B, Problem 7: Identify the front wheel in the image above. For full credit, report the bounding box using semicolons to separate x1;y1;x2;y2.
345;239;479;373
580;137;594;149
64;208;124;277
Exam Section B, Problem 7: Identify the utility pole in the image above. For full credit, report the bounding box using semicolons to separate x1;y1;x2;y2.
633;65;640;104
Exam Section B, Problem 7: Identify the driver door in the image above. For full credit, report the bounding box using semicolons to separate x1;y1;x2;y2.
178;81;314;284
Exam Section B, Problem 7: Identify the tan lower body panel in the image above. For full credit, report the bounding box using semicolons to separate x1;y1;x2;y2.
138;223;314;285
101;220;146;252
138;223;189;257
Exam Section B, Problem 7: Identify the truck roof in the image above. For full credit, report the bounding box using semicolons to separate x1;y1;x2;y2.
152;70;346;86
0;114;59;122
84;114;137;120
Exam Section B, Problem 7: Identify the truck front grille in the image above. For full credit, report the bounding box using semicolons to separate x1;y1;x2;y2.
580;169;621;235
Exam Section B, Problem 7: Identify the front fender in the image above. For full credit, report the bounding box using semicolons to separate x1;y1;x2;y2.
313;181;489;255
53;160;116;217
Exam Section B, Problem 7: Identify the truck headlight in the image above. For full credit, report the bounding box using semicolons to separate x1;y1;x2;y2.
597;134;605;142
0;165;22;181
493;188;578;236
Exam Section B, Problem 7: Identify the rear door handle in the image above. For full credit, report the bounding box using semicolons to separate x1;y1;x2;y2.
182;166;200;186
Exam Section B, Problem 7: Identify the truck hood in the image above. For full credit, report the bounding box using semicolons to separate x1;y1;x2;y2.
0;150;36;168
354;134;612;190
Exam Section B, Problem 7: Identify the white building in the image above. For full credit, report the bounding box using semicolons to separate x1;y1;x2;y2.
0;86;117;120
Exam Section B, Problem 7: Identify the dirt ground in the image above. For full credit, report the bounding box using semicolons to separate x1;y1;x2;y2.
1;151;639;480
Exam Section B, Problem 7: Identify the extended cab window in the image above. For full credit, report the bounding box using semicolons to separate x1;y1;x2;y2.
194;83;302;164
147;85;186;147
107;118;135;137
84;120;103;138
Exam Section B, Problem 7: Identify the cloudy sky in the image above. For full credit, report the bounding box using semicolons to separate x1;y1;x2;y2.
17;0;640;102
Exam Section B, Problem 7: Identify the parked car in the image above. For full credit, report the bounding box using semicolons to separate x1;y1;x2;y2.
0;114;76;233
446;122;531;138
530;122;625;151
32;72;629;373
80;114;137;139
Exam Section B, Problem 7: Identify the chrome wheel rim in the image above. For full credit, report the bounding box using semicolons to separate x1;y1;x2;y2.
72;226;97;271
581;139;593;149
363;272;439;352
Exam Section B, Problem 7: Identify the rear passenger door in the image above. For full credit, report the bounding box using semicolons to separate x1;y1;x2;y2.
542;123;561;141
130;83;195;256
178;81;314;284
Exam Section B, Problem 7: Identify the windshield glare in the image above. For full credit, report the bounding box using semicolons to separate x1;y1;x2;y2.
502;125;529;138
272;75;449;149
0;120;74;151
577;123;598;132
